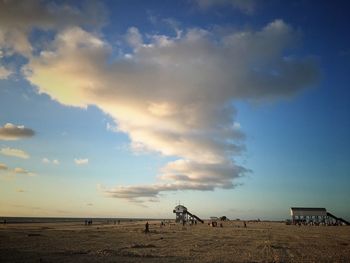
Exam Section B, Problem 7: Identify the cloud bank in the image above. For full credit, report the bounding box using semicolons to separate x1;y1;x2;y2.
0;123;35;140
20;18;319;202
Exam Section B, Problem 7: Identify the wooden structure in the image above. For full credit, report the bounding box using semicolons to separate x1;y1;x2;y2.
173;204;204;224
290;207;350;225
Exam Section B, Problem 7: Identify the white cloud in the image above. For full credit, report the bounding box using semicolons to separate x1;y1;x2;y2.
0;147;30;159
0;123;35;140
0;66;12;79
74;158;89;165
42;157;60;165
2;14;317;201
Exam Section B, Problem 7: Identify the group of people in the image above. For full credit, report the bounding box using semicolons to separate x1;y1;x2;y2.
84;219;93;225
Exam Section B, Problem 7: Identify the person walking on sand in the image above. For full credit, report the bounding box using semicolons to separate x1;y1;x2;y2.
145;221;149;233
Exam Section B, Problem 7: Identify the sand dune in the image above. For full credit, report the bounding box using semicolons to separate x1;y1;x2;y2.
0;220;349;262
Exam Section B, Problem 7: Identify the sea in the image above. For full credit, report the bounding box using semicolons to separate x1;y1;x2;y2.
0;217;157;224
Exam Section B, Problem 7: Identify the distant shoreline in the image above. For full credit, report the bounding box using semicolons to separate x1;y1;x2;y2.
0;216;285;224
0;217;167;224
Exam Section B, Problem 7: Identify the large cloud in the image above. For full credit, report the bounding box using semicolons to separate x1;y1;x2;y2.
0;123;35;140
23;20;318;202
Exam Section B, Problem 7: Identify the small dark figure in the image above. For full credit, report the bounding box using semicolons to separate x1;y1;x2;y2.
244;221;247;228
145;221;149;233
118;220;120;225
220;223;223;228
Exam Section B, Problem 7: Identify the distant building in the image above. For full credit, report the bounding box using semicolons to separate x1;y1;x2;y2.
173;205;204;224
173;205;188;223
290;207;350;225
290;207;327;224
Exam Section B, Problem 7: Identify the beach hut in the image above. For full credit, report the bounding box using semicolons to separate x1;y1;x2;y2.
290;207;350;225
290;207;327;225
173;205;204;224
173;204;188;223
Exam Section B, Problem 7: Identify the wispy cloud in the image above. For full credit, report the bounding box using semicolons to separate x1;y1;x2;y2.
74;158;89;165
13;167;36;176
0;123;35;141
0;163;36;177
0;147;30;159
42;158;60;165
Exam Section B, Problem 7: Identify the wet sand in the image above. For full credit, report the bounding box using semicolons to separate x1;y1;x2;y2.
0;220;349;262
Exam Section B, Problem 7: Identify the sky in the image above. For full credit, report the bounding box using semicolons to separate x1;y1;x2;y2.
0;0;349;220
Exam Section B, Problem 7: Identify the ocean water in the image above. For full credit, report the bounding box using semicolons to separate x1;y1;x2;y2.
0;217;152;224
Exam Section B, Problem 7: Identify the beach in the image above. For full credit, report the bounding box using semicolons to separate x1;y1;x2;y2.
0;220;349;262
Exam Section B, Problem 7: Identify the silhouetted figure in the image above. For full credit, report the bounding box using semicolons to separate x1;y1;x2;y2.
244;221;247;228
145;221;149;233
118;220;120;225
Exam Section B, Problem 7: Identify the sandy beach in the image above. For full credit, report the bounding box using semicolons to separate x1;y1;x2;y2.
0;220;349;262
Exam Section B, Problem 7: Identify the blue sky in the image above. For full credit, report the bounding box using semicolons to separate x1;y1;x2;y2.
0;0;349;220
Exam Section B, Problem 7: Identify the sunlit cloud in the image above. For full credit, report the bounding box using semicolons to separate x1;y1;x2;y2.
0;123;35;141
0;162;8;170
21;18;318;202
74;158;89;165
0;162;36;177
0;147;30;159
